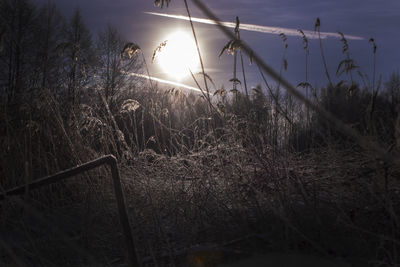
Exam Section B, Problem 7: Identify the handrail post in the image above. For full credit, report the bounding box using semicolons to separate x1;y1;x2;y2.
108;156;139;267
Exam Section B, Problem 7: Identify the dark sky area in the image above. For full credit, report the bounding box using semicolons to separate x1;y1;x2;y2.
34;0;400;92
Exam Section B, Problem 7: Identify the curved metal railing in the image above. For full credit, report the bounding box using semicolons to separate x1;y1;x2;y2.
0;155;139;267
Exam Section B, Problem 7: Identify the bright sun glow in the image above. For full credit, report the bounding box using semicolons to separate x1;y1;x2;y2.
157;31;200;81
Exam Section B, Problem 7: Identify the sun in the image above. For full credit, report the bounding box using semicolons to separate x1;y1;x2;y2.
157;31;200;81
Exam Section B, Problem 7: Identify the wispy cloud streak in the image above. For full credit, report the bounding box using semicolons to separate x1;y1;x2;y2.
145;12;364;40
128;72;204;93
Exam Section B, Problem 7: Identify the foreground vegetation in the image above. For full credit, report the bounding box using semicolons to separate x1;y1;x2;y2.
1;0;399;266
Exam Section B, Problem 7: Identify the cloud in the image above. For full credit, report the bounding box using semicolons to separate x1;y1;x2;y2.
145;12;364;40
127;72;206;94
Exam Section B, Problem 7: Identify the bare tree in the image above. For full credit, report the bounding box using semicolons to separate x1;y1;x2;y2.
96;24;142;104
31;1;64;93
59;8;94;107
0;0;36;102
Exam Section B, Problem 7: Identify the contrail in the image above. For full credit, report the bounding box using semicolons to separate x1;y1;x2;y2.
128;72;205;93
145;12;364;41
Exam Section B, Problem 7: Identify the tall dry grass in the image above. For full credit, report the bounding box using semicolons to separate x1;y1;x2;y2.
0;0;399;266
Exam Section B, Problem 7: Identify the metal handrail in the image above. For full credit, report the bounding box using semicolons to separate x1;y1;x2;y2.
0;155;139;267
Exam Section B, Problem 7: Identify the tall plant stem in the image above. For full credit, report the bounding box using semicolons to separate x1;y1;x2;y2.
372;50;376;92
305;50;310;127
236;23;247;98
183;0;212;111
240;50;248;98
346;52;354;84
141;52;154;90
318;30;333;87
233;50;237;100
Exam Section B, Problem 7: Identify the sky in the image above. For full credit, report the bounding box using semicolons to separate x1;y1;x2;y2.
34;0;400;93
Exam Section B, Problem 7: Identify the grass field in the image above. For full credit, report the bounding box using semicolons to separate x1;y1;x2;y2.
1;0;399;266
